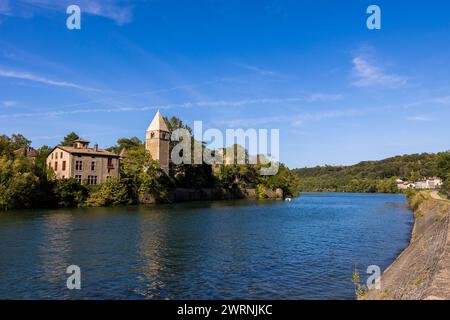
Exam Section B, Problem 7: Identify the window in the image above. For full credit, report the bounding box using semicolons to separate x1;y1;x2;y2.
55;152;58;159
54;161;58;171
91;161;96;171
62;161;66;171
51;153;54;159
87;175;98;185
75;175;82;183
75;160;83;170
60;152;63;158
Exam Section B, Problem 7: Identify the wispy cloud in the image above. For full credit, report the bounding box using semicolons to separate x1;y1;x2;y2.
214;108;368;128
351;56;407;88
0;0;133;25
0;94;344;119
433;96;450;105
233;62;286;78
0;100;18;107
0;68;100;91
407;115;434;122
0;1;11;16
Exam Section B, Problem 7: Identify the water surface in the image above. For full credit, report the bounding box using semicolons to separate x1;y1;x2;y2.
0;193;413;299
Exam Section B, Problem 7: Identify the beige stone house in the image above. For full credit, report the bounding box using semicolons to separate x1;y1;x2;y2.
47;139;120;185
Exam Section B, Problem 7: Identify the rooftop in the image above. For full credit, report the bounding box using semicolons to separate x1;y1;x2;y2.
56;146;119;158
147;110;169;132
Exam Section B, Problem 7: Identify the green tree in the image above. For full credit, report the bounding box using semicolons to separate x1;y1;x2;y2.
51;178;88;208
0;156;40;210
120;147;172;202
108;137;143;154
436;151;450;178
86;178;130;207
10;134;31;150
60;132;80;146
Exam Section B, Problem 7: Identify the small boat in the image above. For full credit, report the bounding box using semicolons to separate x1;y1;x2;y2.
285;197;292;202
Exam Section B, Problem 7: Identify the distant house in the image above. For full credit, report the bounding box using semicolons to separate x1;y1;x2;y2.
14;147;38;158
415;177;443;189
46;139;120;185
397;177;443;190
397;181;416;190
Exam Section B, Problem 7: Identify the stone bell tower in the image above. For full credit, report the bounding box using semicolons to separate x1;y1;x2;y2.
145;110;170;174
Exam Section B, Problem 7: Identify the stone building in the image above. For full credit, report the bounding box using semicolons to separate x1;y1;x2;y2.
145;110;170;174
46;139;120;184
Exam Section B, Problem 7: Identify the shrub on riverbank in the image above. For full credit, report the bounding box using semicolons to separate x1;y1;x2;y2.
85;178;131;207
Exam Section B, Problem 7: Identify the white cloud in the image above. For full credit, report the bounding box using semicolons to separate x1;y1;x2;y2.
407;115;434;122
0;100;18;107
0;68;100;91
351;56;407;88
0;0;133;25
433;96;450;105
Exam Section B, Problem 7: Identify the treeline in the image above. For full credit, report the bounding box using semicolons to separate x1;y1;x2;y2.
292;152;450;195
0;116;300;210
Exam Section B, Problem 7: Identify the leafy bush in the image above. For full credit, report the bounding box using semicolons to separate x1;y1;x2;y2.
86;178;130;207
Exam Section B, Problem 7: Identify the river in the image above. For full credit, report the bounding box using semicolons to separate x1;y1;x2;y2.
0;192;413;299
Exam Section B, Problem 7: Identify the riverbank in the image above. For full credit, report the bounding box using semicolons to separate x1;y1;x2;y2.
365;191;450;300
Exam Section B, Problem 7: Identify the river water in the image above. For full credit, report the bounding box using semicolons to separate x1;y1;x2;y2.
0;192;413;299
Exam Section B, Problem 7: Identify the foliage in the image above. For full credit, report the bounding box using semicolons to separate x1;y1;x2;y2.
261;164;301;197
120;147;172;202
51;178;88;208
10;134;31;150
352;263;368;299
86;178;130;207
60;132;80;146
108;137;143;154
293;152;450;193
256;184;267;199
0;156;39;210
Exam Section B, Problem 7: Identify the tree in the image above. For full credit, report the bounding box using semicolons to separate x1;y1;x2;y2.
60;132;80;146
108;137;143;154
0;156;40;210
51;178;88;208
86;178;130;206
0;135;12;157
10;134;31;150
120;147;172;202
436;151;450;179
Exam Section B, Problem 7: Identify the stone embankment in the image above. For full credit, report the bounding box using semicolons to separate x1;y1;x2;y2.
140;187;284;204
366;192;450;300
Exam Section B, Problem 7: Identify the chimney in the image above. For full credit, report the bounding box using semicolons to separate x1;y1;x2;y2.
94;144;98;151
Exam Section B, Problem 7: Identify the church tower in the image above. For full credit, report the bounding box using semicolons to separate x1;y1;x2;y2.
145;111;170;174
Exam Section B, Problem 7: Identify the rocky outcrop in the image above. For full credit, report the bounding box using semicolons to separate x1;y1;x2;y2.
365;192;450;300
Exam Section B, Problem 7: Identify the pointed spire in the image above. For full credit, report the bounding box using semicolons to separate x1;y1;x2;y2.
147;110;169;132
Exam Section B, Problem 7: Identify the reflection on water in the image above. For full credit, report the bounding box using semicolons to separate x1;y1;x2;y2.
0;194;413;299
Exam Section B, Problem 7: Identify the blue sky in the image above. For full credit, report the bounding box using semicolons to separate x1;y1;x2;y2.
0;0;449;168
